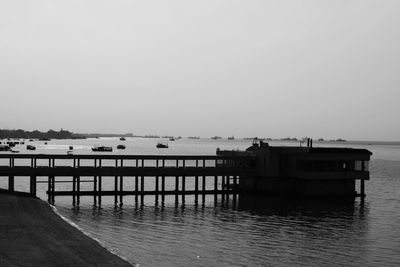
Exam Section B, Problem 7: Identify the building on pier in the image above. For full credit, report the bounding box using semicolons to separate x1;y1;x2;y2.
217;139;372;197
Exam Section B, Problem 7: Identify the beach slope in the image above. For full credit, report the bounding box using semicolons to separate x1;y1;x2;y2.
0;193;132;266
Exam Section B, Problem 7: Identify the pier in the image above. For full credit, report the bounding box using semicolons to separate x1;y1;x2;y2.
0;143;372;205
0;154;254;205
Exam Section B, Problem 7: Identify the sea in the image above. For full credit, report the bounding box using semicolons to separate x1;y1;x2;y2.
1;138;400;267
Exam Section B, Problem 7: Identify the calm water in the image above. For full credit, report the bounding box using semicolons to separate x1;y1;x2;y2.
1;138;400;266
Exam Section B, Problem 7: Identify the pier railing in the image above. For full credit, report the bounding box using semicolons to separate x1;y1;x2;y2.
0;154;255;204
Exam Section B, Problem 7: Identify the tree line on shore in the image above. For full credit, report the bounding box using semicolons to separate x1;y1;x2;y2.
0;129;85;139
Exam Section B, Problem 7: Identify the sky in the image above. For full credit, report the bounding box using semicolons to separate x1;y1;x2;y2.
1;0;399;141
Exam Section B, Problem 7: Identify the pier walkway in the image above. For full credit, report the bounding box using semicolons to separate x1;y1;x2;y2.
0;154;255;205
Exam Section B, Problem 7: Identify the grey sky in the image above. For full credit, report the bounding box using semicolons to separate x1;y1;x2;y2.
1;0;399;140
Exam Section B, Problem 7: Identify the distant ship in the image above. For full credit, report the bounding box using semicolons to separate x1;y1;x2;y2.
117;144;126;149
156;142;168;148
92;146;112;152
188;136;200;139
227;136;234;140
26;145;36;150
144;135;160;138
119;137;126;141
211;136;222;140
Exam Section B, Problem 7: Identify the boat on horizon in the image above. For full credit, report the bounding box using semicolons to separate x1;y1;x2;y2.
117;144;126;149
92;146;113;152
26;145;36;150
156;142;168;148
119;137;126;141
0;145;11;151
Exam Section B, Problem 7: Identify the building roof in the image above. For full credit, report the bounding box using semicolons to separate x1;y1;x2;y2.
309;147;372;155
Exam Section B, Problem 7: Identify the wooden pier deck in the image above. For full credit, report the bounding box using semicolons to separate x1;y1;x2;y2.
0;154;255;205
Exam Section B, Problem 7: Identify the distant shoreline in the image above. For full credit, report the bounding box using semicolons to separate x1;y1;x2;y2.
1;129;399;145
0;129;134;140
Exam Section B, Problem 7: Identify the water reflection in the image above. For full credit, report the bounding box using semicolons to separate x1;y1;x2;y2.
59;194;370;266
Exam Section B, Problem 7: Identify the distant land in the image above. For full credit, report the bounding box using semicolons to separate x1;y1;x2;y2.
0;129;133;140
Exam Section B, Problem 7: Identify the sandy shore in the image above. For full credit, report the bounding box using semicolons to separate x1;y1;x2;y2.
0;192;132;266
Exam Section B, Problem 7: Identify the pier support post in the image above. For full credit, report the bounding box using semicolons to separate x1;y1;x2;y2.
141;176;144;202
114;176;118;205
161;159;165;202
8;157;14;192
72;176;76;205
195;176;199;194
8;176;14;192
114;159;118;205
175;176;179;193
30;176;36;196
98;176;102;205
195;160;199;194
155;176;159;194
360;179;365;197
161;175;165;202
233;175;238;192
77;176;80;205
155;159;159;195
93;176;97;205
119;160;123;205
47;176;51;202
135;175;139;194
119;176;123;205
94;159;97;205
214;176;218;193
51;176;55;204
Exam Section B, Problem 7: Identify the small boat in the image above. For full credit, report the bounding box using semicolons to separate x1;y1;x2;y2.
11;150;20;153
227;136;234;140
26;145;36;150
169;137;175;141
117;144;126;149
67;150;73;155
7;142;16;147
156;143;168;148
119;137;126;141
92;146;113;152
69;146;73;150
0;145;11;151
